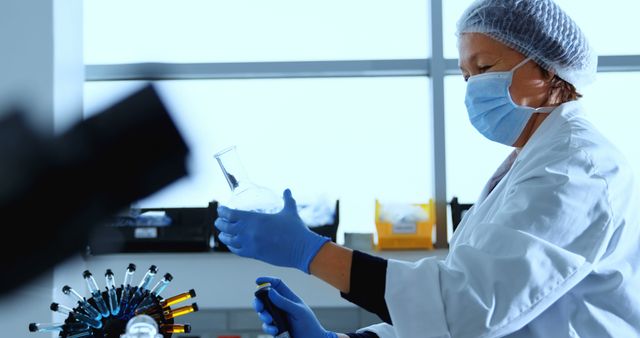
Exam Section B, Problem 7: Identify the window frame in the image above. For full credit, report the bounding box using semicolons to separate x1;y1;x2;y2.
84;0;640;247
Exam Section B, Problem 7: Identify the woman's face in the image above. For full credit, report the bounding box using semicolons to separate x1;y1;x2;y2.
458;33;552;108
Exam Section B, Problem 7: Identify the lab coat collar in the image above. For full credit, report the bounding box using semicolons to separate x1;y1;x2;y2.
518;100;583;159
476;101;584;205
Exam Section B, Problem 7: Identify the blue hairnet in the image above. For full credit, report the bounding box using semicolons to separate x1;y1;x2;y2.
456;0;597;88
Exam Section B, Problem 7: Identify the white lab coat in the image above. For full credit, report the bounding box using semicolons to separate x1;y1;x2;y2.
360;101;640;337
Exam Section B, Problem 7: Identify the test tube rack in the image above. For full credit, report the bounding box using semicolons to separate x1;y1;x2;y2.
28;263;197;338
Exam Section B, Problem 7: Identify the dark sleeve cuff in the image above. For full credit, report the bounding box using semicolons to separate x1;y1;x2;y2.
346;332;379;338
340;250;392;324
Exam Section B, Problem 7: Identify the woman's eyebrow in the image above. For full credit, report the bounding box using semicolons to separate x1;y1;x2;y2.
459;52;479;71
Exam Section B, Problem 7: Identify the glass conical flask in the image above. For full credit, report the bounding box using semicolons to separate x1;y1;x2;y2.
214;146;283;214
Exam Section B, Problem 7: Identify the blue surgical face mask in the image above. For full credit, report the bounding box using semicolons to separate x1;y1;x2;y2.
464;58;553;146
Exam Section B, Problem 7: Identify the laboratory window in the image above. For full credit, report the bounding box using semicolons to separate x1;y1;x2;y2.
84;77;433;238
84;0;429;64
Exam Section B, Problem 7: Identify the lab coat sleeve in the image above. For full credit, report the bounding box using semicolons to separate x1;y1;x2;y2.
356;323;397;338
346;332;380;338
341;250;391;324
384;148;616;338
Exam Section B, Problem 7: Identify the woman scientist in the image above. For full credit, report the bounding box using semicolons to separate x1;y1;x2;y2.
215;0;640;337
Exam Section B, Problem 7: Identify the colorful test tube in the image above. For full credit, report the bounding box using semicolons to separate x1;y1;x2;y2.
118;263;136;318
83;270;110;318
161;324;191;334
50;302;102;329
105;269;120;316
135;273;173;311
62;285;102;321
28;321;88;333
162;303;199;320
160;289;197;308
126;265;158;313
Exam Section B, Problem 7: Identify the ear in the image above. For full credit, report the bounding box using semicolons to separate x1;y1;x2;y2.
533;63;554;82
542;68;556;82
544;71;563;106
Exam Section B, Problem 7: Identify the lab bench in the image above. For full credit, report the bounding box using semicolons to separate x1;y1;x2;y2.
52;249;447;338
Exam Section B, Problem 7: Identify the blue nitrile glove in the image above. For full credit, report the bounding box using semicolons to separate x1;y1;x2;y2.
254;277;338;338
215;189;330;273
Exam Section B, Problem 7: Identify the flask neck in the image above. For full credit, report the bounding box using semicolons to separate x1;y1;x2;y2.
223;170;256;195
214;146;253;193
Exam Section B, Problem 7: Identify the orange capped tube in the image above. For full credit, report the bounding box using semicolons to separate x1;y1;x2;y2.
160;289;196;308
163;303;198;320
161;324;191;334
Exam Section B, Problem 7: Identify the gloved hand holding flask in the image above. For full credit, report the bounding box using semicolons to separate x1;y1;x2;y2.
213;146;330;273
215;189;330;273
